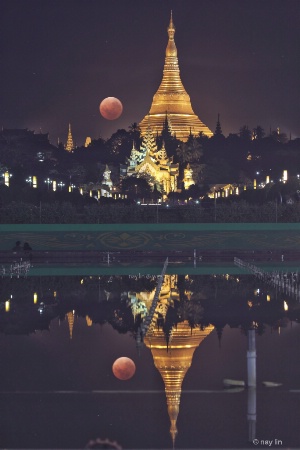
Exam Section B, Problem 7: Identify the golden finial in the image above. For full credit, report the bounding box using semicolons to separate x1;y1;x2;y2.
168;10;175;38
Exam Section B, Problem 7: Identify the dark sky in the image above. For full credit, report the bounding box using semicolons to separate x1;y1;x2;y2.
1;0;300;146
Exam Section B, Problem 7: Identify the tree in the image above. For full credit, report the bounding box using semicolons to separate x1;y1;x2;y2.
121;176;151;200
239;125;252;141
176;138;203;164
252;125;265;140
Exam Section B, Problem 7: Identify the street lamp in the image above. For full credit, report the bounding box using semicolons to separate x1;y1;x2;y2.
44;178;52;190
26;176;33;187
58;182;65;190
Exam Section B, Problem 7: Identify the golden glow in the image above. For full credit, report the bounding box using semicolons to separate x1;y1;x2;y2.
5;300;10;312
145;320;214;445
253;179;257;189
85;137;91;147
284;301;288;311
267;294;271;301
80;279;84;284
4;171;10;187
52;180;56;191
33;176;37;188
53;291;57;297
266;175;270;184
139;14;212;141
33;292;38;304
86;315;93;326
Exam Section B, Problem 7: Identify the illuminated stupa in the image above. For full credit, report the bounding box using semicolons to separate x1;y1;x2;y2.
145;318;214;446
65;123;75;152
139;12;213;142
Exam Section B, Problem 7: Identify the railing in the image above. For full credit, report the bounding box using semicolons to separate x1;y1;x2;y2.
234;257;300;300
1;259;31;278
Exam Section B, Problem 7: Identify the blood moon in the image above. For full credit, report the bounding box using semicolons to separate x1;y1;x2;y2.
99;97;123;120
112;357;136;380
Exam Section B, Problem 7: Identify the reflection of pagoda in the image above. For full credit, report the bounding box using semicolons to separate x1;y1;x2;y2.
66;310;75;339
144;294;214;445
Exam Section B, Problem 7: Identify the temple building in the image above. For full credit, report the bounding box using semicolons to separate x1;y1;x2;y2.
126;124;180;196
139;13;213;142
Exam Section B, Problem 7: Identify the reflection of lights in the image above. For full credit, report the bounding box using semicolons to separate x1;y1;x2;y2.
284;301;288;311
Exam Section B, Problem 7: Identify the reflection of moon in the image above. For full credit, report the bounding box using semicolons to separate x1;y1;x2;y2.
99;97;123;120
112;357;136;380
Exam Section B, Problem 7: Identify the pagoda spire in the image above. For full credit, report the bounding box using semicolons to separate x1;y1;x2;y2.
139;12;212;142
65;123;75;152
214;113;223;136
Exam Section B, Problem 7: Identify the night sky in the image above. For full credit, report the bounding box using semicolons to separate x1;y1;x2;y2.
1;0;300;146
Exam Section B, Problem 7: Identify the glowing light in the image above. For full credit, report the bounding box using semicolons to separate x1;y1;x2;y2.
284;301;288;311
283;170;288;183
4;172;10;187
267;294;271;302
5;300;10;312
33;292;38;304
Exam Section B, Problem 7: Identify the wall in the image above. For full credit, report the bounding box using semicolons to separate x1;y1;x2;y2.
1;223;300;251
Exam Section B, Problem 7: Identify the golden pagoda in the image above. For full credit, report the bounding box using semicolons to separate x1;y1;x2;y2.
144;315;214;445
139;12;213;142
65;123;75;152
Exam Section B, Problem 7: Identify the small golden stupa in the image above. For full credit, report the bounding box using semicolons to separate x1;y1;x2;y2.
139;12;213;142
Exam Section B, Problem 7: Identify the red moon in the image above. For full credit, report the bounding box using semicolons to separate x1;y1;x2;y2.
99;97;123;120
112;357;136;380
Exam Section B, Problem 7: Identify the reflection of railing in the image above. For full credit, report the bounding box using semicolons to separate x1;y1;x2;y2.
1;259;31;278
234;257;300;300
137;258;168;344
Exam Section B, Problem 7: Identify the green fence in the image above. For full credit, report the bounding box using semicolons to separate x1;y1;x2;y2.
1;223;300;252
